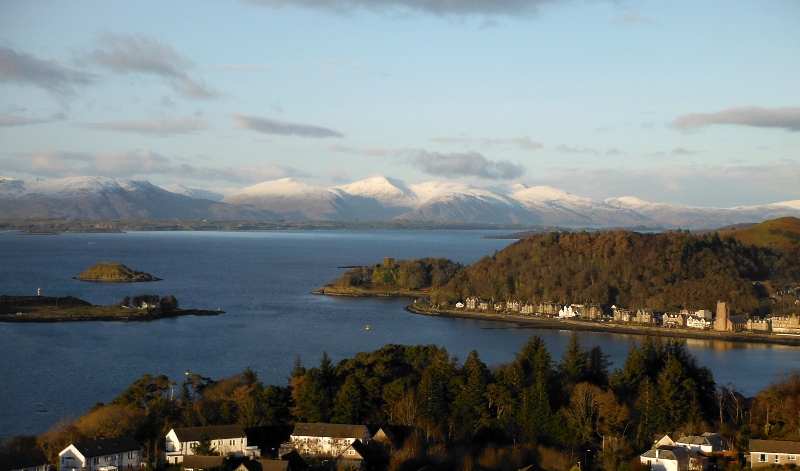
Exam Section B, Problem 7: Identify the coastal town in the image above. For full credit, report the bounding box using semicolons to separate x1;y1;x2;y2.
423;298;800;337
5;422;800;471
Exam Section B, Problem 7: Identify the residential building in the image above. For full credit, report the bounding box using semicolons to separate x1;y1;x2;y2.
538;302;560;316
0;450;50;471
676;433;728;453
750;439;800;468
686;316;712;330
640;446;690;471
281;423;370;459
59;436;141;471
770;314;800;335
663;313;686;328
165;425;260;464
335;440;369;470
636;309;657;325
612;306;632;323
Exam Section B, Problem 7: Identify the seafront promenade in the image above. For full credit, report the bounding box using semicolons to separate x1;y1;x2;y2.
406;303;800;347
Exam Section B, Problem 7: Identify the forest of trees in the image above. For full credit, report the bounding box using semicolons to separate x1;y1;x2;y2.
330;230;800;316
6;334;800;471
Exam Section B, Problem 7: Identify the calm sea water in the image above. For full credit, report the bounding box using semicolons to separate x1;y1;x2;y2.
1;230;799;438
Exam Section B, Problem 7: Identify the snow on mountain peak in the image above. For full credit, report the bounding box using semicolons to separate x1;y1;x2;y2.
336;176;418;207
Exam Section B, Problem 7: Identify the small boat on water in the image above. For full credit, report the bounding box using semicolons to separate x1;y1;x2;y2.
366;325;370;330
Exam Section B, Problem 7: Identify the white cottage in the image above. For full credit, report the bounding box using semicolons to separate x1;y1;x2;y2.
640;446;690;471
165;425;260;464
282;423;370;458
59;436;141;471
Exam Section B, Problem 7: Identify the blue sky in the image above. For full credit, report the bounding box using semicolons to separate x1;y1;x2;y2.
0;0;798;206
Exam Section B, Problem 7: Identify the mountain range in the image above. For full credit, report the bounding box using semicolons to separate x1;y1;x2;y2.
2;174;799;230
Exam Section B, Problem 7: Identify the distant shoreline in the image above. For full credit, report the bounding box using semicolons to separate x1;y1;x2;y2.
0;295;223;323
314;287;800;347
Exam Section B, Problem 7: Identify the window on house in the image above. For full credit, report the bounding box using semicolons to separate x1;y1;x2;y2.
776;455;781;463
759;454;767;462
348;450;355;456
791;455;797;460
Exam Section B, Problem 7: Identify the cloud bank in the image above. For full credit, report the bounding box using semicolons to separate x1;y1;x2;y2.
231;114;344;138
0;46;95;94
88;34;217;99
243;0;559;16
1;149;304;184
0;114;50;128
409;150;525;179
670;106;800;132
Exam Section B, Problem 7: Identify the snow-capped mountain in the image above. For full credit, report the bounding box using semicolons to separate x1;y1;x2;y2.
3;174;800;229
604;196;800;229
223;178;353;220
160;184;226;202
0;176;263;220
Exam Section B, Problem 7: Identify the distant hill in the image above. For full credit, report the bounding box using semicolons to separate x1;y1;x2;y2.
0;176;269;220
722;217;800;249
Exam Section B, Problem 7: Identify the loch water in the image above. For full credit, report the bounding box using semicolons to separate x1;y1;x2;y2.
1;230;799;437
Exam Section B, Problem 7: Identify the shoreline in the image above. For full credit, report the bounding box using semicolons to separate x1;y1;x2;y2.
0;308;223;323
313;288;800;347
405;304;800;347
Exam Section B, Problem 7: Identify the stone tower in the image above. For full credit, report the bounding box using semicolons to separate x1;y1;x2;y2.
715;301;729;331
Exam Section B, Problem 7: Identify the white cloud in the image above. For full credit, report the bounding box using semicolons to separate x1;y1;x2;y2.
409;150;525;179
231;114;345;138
670;106;800;132
242;0;561;17
88;34;217;100
326;144;525;179
0;46;95;95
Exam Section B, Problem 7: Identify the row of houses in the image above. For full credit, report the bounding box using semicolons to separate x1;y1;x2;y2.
7;425;800;471
0;422;398;471
642;433;800;470
460;297;800;335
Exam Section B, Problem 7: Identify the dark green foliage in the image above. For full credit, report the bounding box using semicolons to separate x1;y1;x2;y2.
191;434;218;456
559;332;590;385
332;258;463;291
33;338;726;471
437;230;800;314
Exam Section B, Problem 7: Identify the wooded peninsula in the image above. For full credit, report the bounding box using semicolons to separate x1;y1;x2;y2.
317;218;800;345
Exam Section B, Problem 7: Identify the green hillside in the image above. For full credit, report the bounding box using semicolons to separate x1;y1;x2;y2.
724;216;800;249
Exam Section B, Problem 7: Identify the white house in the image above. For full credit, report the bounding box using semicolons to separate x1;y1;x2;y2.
686;316;712;330
281;423;370;459
676;433;728;453
640;446;690;471
59;436;141;471
165;425;260;464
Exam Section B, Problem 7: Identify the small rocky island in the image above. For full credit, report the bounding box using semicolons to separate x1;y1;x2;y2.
75;262;161;282
0;294;222;322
